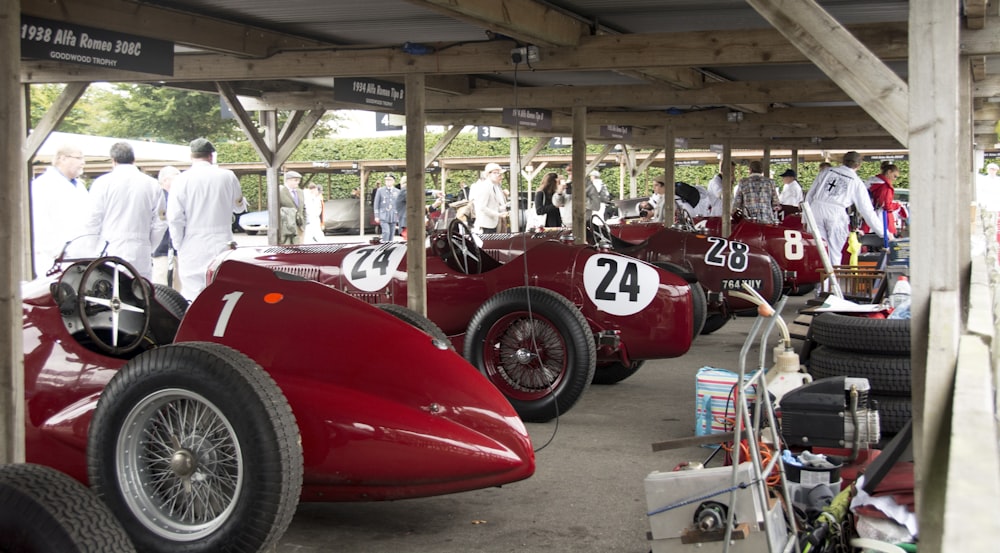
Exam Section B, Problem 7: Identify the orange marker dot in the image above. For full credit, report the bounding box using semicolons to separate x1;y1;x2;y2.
264;292;284;304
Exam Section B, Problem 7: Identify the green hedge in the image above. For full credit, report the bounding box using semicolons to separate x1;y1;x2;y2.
216;134;909;207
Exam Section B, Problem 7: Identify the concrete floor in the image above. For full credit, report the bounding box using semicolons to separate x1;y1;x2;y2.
273;288;810;553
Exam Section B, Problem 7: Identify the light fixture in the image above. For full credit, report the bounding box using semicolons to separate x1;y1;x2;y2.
726;111;744;123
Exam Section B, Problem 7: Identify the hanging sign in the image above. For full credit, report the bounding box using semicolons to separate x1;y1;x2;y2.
335;78;406;114
375;112;404;131
600;125;632;140
477;126;501;141
502;108;552;130
548;137;572;149
21;15;174;75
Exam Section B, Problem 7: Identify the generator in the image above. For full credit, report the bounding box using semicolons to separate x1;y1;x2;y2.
780;376;881;449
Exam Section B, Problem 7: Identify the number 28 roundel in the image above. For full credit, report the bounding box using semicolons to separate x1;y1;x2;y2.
582;254;659;316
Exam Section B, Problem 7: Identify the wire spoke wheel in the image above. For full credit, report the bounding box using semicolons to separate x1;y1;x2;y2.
483;313;567;399
118;389;242;540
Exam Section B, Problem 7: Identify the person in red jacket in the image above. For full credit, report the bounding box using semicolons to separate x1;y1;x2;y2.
861;163;904;236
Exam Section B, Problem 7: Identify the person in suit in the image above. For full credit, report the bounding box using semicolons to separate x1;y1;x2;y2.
470;163;508;234
278;171;305;244
373;174;399;242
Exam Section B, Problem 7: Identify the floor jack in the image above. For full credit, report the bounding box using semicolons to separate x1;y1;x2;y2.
645;285;800;552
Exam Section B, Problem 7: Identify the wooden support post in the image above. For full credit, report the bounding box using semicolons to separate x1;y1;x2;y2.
509;138;521;233
405;73;427;315
721;142;733;237
1;0;25;464
662;128;676;229
572;107;587;243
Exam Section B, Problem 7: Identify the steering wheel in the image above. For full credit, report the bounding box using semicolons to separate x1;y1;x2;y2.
446;218;482;274
76;256;152;355
673;206;696;231
587;214;613;246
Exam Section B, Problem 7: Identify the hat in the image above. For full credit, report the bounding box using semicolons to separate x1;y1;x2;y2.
284;170;302;180
842;151;862;164
484;162;505;174
779;169;797;178
988;163;999;170
652;174;666;185
590;170;601;178
384;174;396;182
189;138;215;154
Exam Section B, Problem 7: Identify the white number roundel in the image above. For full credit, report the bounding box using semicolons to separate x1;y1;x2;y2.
582;254;659;316
342;244;407;292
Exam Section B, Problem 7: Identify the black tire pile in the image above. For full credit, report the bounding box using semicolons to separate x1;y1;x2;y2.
807;313;911;436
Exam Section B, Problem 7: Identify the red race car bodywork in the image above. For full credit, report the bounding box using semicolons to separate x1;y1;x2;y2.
218;226;696;419
558;222;782;333
686;216;826;294
23;257;533;553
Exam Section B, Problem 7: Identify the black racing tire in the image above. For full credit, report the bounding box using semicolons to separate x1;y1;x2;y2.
765;255;784;306
810;313;910;355
651;263;705;339
873;395;911;436
700;313;731;335
0;463;135;553
464;286;596;422
152;283;189;319
592;360;645;385
376;303;454;350
88;342;302;553
808;346;911;396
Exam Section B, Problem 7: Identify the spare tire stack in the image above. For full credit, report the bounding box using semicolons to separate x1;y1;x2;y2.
806;313;911;436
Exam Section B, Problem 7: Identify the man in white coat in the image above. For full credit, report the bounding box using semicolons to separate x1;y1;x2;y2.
470;162;508;234
805;151;887;265
31;143;91;278
167;138;247;301
83;142;166;280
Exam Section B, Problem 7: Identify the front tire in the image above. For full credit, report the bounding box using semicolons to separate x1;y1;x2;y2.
464;287;596;422
88;342;302;553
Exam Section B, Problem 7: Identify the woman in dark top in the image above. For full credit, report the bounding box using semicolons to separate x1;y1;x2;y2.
534;172;566;228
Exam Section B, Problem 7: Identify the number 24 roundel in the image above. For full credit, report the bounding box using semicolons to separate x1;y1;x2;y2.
582;254;659;316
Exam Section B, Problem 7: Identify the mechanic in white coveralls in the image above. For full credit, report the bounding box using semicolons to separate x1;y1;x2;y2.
83;142;167;281
167;138;247;301
805;150;889;265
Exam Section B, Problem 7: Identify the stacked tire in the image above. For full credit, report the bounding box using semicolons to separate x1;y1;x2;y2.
807;313;911;436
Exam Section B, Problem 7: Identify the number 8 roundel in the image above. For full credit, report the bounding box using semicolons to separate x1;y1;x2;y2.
582;254;659;316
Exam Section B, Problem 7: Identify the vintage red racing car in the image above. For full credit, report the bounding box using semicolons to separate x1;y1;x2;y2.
217;219;700;421
23;255;534;553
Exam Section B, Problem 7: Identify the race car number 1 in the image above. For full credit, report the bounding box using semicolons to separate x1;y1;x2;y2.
582;254;658;316
343;243;407;292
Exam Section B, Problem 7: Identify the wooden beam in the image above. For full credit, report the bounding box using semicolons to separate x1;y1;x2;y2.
745;0;909;145
571;107;586;243
23;82;88;163
405;0;588;47
216;82;272;166
425;125;464;168
20;0;333;57
970;56;987;81
972;75;1000;97
274;110;325;169
20;23;911;83
964;0;989;29
426;80;850;111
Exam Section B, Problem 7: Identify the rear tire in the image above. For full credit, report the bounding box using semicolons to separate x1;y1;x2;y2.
592;360;645;385
0;463;135;553
700;313;730;335
464;287;596;422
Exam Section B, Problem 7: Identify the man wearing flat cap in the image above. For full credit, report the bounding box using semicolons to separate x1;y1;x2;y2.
806;151;887;266
167;137;247;301
279;170;305;244
373;174;400;242
778;168;803;216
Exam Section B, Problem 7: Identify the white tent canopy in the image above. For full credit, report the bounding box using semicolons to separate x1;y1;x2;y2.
31;131;190;165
